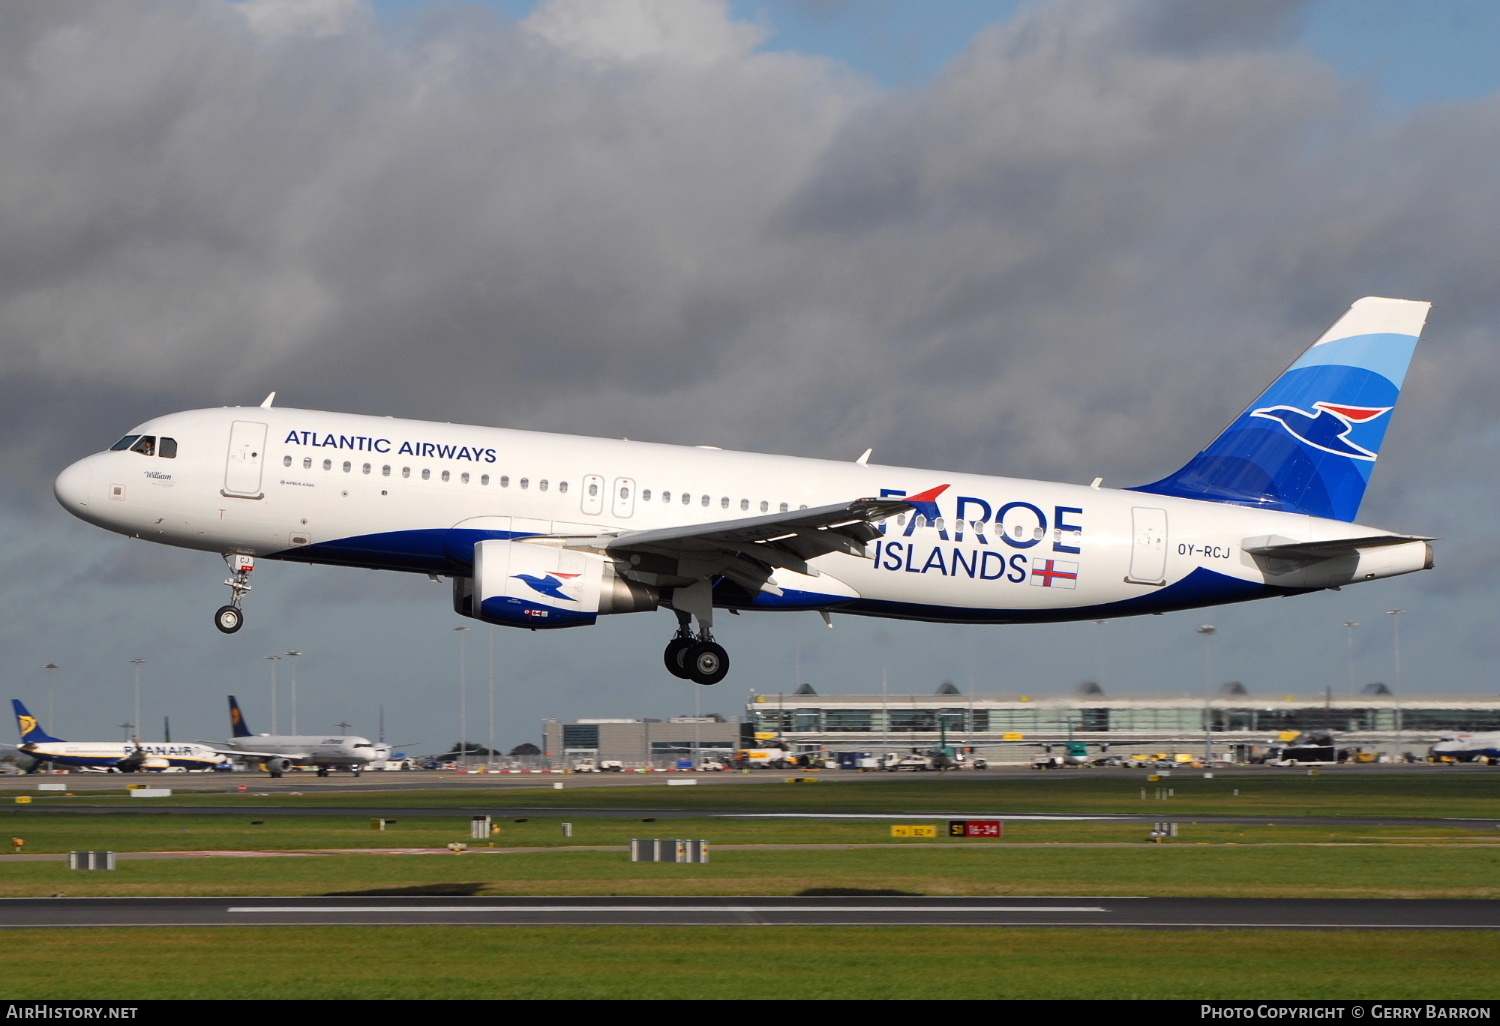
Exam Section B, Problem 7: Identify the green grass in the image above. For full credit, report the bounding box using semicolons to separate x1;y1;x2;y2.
7;770;1496;819
0;927;1496;999
5;806;1494;854
7;842;1500;899
2;773;1496;998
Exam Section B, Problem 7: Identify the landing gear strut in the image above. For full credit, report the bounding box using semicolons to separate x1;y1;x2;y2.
662;597;730;686
215;554;254;634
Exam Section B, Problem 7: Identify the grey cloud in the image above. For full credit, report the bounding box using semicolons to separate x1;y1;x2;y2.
2;0;1499;743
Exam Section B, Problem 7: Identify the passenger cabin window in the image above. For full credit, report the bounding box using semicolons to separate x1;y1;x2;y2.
283;456;293;467
342;461;352;473
701;495;709;507
481;474;490;485
158;437;177;458
110;435;141;452
382;465;391;476
683;493;691;505
760;501;769;512
588;483;599;497
642;489;651;501
362;463;371;475
441;470;450;482
520;478;529;489
740;499;749;511
540;479;548;492
402;467;411;479
461;472;469;484
303;458;312;470
558;481;568;494
500;476;510;487
322;459;332;471
721;497;730;509
421;469;431;480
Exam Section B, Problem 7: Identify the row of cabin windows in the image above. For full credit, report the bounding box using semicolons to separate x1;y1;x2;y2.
592;480;803;513
282;454;808;514
280;454;563;491
111;435;178;459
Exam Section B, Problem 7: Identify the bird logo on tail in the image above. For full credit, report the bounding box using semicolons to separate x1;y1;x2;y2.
1250;401;1392;460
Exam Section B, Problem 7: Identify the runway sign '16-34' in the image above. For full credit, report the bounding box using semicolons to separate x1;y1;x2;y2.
949;820;1003;838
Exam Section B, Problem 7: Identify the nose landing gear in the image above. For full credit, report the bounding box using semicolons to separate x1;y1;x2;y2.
214;554;254;635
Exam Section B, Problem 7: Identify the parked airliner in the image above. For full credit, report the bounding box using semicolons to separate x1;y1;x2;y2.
207;696;387;777
1430;732;1500;764
54;298;1433;686
9;700;228;772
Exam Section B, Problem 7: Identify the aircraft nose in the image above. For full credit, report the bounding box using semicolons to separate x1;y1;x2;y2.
54;459;92;511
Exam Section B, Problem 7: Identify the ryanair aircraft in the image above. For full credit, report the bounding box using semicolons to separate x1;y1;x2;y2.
10;699;228;772
54;298;1433;686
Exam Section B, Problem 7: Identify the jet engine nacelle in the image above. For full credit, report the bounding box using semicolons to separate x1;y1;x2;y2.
265;757;292;776
456;539;657;630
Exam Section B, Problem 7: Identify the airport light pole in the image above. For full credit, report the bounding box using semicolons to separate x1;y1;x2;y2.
129;659;145;741
454;626;470;769
1093;620;1110;689
487;632;496;769
42;663;58;734
1387;609;1405;749
285;650;302;734
1342;621;1359;693
265;654;281;733
1196;625;1216;765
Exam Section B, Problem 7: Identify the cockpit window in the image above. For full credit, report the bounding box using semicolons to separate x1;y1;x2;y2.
158;437;177;459
110;435;141;452
128;436;157;456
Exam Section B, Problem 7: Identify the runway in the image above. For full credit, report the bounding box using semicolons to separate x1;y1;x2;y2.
1;895;1496;929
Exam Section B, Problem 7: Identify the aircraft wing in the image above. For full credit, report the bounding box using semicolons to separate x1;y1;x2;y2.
554;496;914;593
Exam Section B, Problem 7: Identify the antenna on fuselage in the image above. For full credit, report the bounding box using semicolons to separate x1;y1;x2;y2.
260;392;276;408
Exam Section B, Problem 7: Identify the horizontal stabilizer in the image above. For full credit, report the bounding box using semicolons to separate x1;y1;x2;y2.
1244;534;1436;560
1244;533;1434;587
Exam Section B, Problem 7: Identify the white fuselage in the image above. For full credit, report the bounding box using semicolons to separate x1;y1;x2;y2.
222;733;388;770
24;740;227;772
55;406;1429;624
1430;732;1500;762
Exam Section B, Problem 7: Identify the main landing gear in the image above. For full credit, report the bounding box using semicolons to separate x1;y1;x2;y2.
663;609;729;686
214;553;254;635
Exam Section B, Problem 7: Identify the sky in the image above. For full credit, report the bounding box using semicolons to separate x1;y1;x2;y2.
3;0;1499;755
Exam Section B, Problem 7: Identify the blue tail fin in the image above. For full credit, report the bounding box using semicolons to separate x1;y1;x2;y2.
1133;297;1430;521
228;695;254;738
13;699;62;744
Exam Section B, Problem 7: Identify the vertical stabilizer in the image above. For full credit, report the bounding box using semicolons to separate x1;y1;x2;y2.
1133;297;1430;521
227;695;255;738
13;699;62;744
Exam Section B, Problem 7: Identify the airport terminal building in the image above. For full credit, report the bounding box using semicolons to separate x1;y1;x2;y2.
544;683;1500;765
744;683;1500;760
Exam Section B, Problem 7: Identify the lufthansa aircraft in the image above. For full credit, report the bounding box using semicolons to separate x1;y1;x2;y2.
207;696;389;777
54;298;1433;686
9;700;228;773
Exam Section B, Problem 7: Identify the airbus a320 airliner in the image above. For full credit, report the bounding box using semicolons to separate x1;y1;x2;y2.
55;298;1433;686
